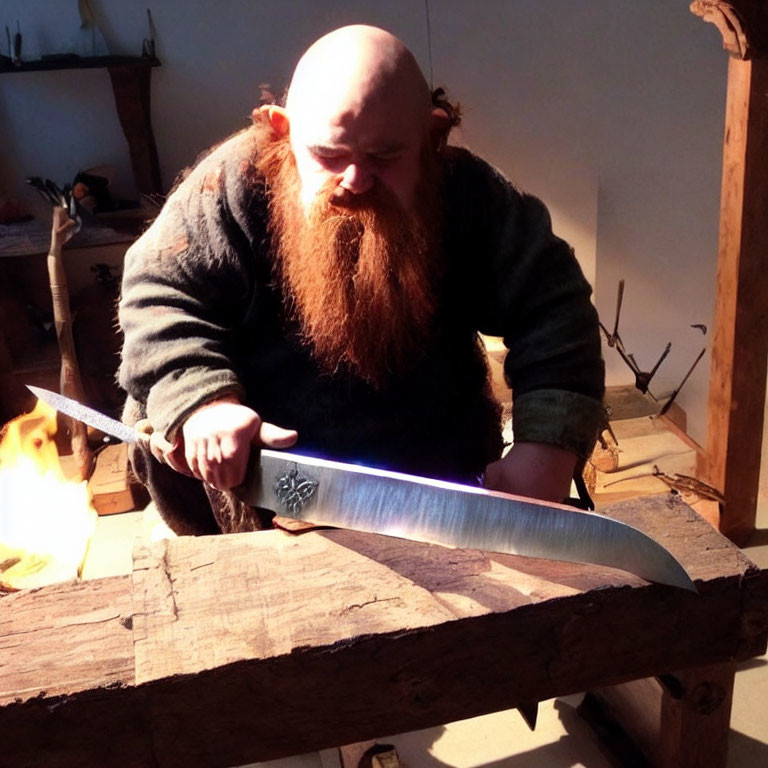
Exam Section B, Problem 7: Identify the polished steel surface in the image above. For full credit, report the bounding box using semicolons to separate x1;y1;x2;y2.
247;450;696;591
26;385;137;445
27;386;696;591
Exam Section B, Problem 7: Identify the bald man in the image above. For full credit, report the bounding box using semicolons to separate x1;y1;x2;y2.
119;25;605;535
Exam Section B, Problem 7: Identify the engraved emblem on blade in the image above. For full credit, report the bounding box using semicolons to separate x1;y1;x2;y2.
274;466;319;515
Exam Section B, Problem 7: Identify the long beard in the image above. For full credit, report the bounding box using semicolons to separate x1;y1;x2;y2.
254;122;442;387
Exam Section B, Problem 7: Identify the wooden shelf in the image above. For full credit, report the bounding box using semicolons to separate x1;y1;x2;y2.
0;55;159;74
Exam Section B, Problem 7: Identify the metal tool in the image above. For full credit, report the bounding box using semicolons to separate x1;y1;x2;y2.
28;386;136;444
142;9;157;61
599;279;708;411
658;347;706;417
599;279;672;396
26;385;697;591
12;21;21;66
26;177;82;234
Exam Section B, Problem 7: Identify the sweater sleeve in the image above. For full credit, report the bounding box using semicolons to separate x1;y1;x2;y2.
118;144;257;440
449;150;605;458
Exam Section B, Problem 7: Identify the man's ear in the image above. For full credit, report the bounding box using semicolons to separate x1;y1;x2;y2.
253;104;290;136
429;107;453;152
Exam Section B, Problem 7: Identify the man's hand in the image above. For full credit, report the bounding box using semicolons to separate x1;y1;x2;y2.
483;442;578;503
182;396;298;489
139;395;298;490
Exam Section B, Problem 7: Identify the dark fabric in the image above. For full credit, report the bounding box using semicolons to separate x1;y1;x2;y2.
119;128;605;535
123;390;274;534
128;439;275;534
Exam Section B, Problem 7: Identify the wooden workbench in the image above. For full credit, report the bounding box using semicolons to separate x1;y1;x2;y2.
1;494;767;768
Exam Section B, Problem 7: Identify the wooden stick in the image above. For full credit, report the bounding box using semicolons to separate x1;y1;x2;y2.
47;206;92;480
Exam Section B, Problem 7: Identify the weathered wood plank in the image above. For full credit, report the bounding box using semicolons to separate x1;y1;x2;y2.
0;575;134;706
131;524;461;684
1;495;767;767
697;54;768;546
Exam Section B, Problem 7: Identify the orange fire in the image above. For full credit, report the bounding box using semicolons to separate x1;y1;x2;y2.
0;399;96;591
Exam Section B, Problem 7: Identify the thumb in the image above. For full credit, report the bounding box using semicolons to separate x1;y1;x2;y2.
256;421;298;449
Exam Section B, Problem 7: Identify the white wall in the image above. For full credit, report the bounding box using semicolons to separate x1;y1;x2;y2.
428;1;726;446
0;1;728;444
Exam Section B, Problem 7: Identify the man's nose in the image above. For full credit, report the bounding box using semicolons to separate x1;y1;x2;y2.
338;162;374;196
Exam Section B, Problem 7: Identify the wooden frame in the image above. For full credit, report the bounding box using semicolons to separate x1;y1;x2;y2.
689;1;768;545
2;496;767;767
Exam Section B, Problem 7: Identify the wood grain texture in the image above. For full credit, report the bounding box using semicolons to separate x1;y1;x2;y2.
1;495;767;767
0;575;134;706
592;661;737;768
46;219;91;480
700;55;768;545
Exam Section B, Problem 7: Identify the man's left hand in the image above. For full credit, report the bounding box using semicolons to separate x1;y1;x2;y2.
483;442;578;503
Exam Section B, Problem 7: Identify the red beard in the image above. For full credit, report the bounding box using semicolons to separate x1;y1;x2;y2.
254;120;442;388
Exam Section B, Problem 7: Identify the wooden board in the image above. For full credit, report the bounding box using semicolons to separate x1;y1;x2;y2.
1;495;767;767
88;443;138;516
592;416;697;504
0;575;133;704
698;55;768;546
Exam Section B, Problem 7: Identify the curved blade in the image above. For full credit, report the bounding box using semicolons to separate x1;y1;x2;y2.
244;450;696;592
25;384;695;592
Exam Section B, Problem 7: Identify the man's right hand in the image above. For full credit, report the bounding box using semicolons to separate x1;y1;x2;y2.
183;396;298;490
142;395;298;490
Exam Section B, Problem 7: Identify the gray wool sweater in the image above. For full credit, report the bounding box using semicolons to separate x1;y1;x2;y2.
118;128;605;485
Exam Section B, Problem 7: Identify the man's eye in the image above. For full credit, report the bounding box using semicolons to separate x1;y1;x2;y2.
371;153;399;166
311;149;346;163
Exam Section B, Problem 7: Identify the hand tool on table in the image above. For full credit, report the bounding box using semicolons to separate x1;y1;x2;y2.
26;177;82;231
26;385;697;592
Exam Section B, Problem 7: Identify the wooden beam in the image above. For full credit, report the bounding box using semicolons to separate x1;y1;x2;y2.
2;496;767;767
697;54;768;545
589;661;736;768
107;61;163;196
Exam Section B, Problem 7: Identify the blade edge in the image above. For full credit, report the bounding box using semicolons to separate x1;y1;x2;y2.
253;451;696;591
26;385;136;444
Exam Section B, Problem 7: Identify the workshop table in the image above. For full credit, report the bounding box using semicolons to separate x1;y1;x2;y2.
2;494;767;768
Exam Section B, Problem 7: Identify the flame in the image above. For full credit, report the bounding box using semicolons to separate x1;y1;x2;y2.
0;399;96;591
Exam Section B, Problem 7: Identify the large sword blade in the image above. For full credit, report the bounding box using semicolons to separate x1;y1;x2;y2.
245;450;696;591
26;385;696;591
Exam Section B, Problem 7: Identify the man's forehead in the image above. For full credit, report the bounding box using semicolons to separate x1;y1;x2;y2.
297;110;416;152
289;81;426;153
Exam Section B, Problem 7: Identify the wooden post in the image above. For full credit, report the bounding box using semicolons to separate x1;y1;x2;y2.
48;207;92;480
107;60;163;196
691;2;768;545
588;662;736;768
